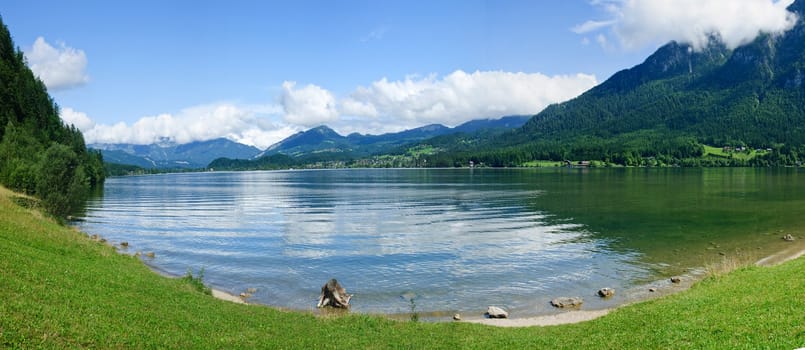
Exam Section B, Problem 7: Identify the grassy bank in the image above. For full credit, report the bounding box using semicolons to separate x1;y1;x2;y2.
1;186;804;349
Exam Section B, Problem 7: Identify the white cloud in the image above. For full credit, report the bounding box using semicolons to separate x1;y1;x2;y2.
60;107;95;131
578;0;799;50
572;20;617;34
25;37;89;90
280;81;339;127
337;70;598;134
67;70;597;149
72;103;297;150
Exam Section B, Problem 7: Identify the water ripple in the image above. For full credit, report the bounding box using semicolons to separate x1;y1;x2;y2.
76;169;649;316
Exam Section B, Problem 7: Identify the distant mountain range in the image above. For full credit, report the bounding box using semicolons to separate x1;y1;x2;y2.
93;115;529;169
91;138;262;169
261;116;529;159
94;0;805;171
87;2;805;171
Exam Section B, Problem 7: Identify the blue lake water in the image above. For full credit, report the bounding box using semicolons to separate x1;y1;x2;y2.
75;168;805;318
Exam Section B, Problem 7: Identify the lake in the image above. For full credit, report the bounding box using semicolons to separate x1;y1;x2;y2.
74;168;805;319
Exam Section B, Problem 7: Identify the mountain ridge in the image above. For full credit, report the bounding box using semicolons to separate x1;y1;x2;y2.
511;0;805;152
91;138;262;169
256;115;529;160
96;115;529;169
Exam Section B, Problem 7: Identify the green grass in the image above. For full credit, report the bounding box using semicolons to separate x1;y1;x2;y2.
181;268;212;296
406;144;438;157
1;185;805;349
522;160;564;167
703;145;767;161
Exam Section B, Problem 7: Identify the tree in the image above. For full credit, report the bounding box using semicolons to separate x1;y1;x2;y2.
36;143;87;217
0;16;105;218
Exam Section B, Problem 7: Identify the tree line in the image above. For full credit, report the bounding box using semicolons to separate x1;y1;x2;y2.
0;16;104;218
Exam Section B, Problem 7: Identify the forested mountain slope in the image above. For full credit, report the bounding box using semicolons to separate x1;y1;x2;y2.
500;0;805;165
0;16;104;216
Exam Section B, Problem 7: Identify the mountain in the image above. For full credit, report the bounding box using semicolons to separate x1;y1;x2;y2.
257;124;453;159
91;138;261;169
262;126;352;157
260;116;529;160
499;0;805;163
346;124;452;147
453;115;530;133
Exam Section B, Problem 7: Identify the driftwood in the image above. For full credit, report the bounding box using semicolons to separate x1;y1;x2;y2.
316;278;352;308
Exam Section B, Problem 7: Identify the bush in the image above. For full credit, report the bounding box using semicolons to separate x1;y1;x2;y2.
36;143;88;218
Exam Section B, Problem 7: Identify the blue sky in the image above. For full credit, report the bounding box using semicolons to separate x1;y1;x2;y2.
0;0;798;148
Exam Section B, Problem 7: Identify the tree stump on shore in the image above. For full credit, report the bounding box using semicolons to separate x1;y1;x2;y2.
316;278;352;309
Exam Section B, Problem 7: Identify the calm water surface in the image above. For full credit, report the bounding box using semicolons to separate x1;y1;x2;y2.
76;168;805;318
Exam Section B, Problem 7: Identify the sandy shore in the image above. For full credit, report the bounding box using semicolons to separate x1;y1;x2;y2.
211;289;247;304
755;240;805;266
465;309;611;327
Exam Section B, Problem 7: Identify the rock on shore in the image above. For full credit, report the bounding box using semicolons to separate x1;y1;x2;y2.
551;297;583;308
485;306;509;319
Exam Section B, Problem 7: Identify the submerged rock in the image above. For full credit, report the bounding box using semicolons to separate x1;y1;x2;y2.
597;288;615;298
485;306;508;319
783;234;795;242
551;297;583;308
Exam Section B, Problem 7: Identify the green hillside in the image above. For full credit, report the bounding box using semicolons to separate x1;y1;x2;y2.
0;16;104;217
417;1;805;168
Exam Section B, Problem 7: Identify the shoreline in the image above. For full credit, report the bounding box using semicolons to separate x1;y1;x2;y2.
464;241;805;327
100;232;805;328
465;309;612;327
755;240;805;266
211;289;248;304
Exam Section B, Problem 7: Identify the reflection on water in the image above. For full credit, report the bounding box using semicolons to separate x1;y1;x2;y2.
76;168;805;317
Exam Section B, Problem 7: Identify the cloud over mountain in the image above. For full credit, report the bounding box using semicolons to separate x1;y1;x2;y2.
281;81;340;127
67;69;596;148
578;0;799;51
66;103;296;150
337;70;598;134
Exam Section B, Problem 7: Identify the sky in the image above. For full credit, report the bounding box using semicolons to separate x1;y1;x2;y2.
0;0;799;149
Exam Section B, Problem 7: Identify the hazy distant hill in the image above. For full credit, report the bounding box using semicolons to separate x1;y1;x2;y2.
91;138;261;169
